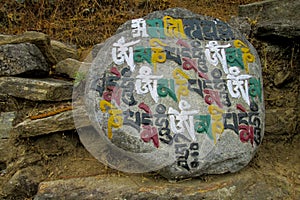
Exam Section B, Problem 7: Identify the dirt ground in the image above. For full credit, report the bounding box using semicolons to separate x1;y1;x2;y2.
1;128;299;199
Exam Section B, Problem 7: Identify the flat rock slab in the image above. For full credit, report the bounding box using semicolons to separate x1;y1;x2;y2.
13;107;89;138
34;171;294;200
0;77;73;101
74;7;265;179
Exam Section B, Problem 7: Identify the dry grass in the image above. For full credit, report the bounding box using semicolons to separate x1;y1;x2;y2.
0;0;261;49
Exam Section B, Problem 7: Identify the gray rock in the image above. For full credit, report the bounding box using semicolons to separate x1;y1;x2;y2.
34;172;292;200
0;43;49;76
75;8;264;179
11;106;89;138
0;77;73;101
228;17;252;38
13;110;74;138
12;107;89;138
238;0;300;41
91;43;104;60
0;93;18;112
2;166;43;199
50;40;79;63
55;58;90;79
0;111;15;139
0;139;9;169
0;31;57;66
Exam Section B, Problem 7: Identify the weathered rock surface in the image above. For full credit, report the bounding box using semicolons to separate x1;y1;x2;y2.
0;110;15;177
2;166;43;199
228;17;252;38
239;0;300;40
0;111;15;139
78;7;265;179
55;58;90;79
0;93;18;112
13;110;75;138
265;108;298;135
0;139;9;170
0;43;49;76
34;170;294;200
12;107;89;138
50;40;79;63
0;77;73;101
91;43;104;59
0;31;57;66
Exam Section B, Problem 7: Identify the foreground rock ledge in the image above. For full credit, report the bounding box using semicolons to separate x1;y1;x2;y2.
33;172;293;200
0;77;73;101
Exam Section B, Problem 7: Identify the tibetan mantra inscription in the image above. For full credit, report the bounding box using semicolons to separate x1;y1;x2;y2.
73;8;264;179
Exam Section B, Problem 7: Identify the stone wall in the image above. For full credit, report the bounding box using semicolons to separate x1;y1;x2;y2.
0;31;83;198
0;0;299;199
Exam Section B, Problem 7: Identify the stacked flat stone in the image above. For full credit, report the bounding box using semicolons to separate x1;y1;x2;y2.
75;8;264;179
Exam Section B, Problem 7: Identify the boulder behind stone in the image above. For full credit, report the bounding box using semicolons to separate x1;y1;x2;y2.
239;0;300;41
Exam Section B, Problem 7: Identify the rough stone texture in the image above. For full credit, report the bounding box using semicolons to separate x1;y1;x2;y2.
91;43;104;60
2;166;43;199
0;93;18;112
239;0;300;40
0;43;49;76
0;111;15;139
34;170;294;200
13;110;74;138
55;58;90;79
79;7;265;179
12;107;89;138
228;17;252;38
265;108;298;135
0;139;9;171
0;77;73;101
0;31;57;66
50;40;79;63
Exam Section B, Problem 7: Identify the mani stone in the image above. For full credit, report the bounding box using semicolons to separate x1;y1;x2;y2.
74;8;265;179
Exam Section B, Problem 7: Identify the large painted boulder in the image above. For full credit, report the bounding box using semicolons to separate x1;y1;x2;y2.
73;8;264;179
